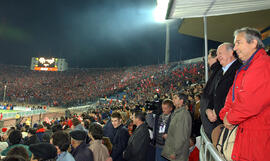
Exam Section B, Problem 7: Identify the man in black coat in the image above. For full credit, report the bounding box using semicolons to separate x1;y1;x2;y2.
200;49;222;139
70;130;94;161
206;43;242;129
110;112;130;161
123;111;150;161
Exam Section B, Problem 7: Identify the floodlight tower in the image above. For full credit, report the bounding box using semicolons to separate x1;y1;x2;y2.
154;0;170;65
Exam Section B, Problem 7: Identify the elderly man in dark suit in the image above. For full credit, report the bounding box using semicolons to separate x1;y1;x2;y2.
206;43;241;129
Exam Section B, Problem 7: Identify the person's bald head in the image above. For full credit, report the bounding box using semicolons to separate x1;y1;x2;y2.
217;43;236;67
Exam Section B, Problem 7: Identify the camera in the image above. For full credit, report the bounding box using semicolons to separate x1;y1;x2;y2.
145;100;162;115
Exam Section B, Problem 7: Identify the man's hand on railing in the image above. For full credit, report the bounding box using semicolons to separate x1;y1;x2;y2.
206;109;217;122
223;112;234;130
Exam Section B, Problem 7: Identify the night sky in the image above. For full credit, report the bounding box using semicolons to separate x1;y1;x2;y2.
0;0;219;68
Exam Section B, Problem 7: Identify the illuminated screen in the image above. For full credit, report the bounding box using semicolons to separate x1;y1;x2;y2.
34;57;58;71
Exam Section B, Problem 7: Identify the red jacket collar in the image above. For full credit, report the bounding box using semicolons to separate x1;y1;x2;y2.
246;48;267;67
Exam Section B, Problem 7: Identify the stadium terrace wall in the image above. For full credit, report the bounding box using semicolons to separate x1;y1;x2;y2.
2;111;65;128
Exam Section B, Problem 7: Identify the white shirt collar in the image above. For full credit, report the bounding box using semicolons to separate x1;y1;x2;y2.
222;59;236;74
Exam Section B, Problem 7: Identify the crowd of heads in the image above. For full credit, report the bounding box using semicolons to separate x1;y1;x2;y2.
0;61;205;108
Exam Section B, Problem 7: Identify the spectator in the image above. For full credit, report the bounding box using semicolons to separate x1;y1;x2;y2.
206;43;241;132
193;94;201;136
51;131;75;161
146;99;174;161
42;133;51;143
7;146;29;161
188;136;199;161
162;93;192;161
220;27;270;160
29;142;57;161
70;130;93;161
24;128;40;146
101;137;113;155
72;118;87;132
71;118;90;144
1;130;32;158
51;124;62;133
123;111;150;161
35;125;46;142
88;123;112;161
103;120;115;143
200;49;222;139
110;112;129;161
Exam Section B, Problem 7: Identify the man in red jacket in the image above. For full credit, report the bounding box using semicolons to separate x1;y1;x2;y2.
220;27;270;161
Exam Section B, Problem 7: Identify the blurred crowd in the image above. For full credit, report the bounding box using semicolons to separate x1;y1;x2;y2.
0;62;203;107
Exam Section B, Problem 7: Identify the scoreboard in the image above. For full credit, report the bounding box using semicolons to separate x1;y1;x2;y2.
36;57;58;71
30;57;68;71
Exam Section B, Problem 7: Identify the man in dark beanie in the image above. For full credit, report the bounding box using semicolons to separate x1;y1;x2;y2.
1;130;32;158
70;130;94;161
29;142;57;161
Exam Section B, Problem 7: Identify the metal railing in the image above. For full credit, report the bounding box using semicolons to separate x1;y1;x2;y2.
200;126;226;161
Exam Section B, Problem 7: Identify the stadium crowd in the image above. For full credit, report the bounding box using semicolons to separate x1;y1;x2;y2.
0;64;172;107
0;60;203;108
0;27;269;161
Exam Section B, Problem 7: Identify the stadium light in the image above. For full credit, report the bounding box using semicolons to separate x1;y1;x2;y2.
153;0;170;22
153;0;171;64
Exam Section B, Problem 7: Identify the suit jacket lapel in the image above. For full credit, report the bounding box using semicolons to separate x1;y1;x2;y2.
214;69;223;92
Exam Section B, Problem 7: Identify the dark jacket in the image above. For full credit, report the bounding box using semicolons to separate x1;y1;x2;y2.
36;128;46;142
71;142;94;161
24;135;40;146
211;59;241;125
146;113;172;146
111;124;129;161
200;62;222;139
123;123;150;161
103;120;116;143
